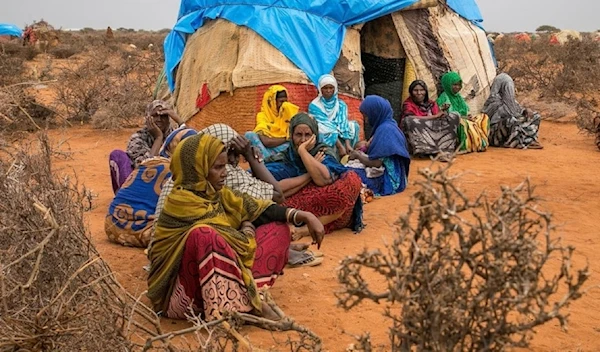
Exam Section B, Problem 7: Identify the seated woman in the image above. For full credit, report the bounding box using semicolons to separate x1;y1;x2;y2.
483;73;543;149
347;95;411;196
265;113;363;234
401;80;460;158
245;85;299;160
105;128;196;248
308;74;360;158
147;134;324;321
436;72;490;153
152;124;323;267
109;100;184;193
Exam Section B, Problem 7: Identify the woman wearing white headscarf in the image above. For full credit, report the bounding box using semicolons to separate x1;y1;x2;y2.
308;74;360;157
482;73;543;149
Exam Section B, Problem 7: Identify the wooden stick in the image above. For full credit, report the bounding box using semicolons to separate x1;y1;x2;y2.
17;105;42;130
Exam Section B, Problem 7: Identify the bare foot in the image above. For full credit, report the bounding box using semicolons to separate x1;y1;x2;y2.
290;242;310;251
290;225;310;241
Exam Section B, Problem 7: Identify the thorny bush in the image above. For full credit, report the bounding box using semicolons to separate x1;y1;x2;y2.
0;52;55;131
495;36;600;134
52;47;162;128
337;162;588;352
0;135;322;351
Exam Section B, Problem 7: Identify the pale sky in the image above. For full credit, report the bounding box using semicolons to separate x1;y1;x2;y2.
2;0;598;33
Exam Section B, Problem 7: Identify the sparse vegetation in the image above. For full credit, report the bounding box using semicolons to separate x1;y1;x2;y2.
495;34;600;135
337;162;589;351
1;24;167;131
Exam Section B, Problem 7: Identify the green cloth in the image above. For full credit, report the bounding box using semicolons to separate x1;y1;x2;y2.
436;72;470;117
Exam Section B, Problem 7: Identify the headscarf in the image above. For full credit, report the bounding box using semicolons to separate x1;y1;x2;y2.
360;96;411;163
201;123;239;146
146;99;170;117
201;124;275;201
288;113;336;158
147;134;273;313
401;80;440;120
253;85;300;138
308;74;352;147
436;72;470;116
159;128;197;158
482;73;523;124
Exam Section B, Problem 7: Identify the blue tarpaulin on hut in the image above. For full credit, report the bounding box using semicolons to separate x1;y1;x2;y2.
164;0;486;91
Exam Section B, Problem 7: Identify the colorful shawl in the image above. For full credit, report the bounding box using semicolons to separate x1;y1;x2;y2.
253;85;300;139
482;73;524;124
147;134;273;313
106;157;171;247
436;72;470;117
308;74;353;147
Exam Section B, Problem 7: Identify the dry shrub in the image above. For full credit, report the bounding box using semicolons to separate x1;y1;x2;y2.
53;47;163;128
1;42;39;62
337;162;588;351
0;51;27;86
49;43;85;59
0;135;168;351
52;52;112;122
0;53;55;131
0;135;321;351
495;36;600;133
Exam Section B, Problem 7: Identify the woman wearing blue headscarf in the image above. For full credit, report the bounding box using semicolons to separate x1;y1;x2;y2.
347;95;411;196
308;74;360;158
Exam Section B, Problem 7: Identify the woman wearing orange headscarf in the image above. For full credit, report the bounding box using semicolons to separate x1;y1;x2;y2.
245;85;299;160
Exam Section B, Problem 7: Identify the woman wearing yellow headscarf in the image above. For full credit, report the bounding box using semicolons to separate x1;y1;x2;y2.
245;85;299;160
147;133;323;321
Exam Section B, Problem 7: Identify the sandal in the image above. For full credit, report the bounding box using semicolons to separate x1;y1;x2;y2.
305;249;324;258
287;256;323;268
287;249;323;268
528;141;544;149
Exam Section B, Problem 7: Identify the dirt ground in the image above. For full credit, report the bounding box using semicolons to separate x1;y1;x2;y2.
43;119;599;351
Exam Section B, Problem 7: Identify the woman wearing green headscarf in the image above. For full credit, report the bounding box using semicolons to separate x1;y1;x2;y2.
437;72;490;153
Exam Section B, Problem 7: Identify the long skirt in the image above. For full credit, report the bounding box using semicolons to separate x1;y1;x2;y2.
489;113;541;148
245;132;290;160
104;216;155;248
402;115;460;156
458;114;490;153
109;150;133;194
282;171;362;233
164;223;290;320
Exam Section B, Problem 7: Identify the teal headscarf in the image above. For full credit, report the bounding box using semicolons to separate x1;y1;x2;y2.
436;72;470;116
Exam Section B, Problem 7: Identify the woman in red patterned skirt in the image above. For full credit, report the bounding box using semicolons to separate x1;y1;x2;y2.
147;133;324;321
265;113;364;234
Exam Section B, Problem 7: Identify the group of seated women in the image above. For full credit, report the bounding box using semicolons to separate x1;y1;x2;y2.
401;71;543;160
104;70;537;322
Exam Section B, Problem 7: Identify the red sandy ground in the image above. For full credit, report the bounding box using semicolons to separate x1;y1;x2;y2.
44;120;600;351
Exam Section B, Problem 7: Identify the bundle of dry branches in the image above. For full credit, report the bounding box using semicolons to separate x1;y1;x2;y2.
337;161;589;351
0;134;169;351
0;134;321;351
